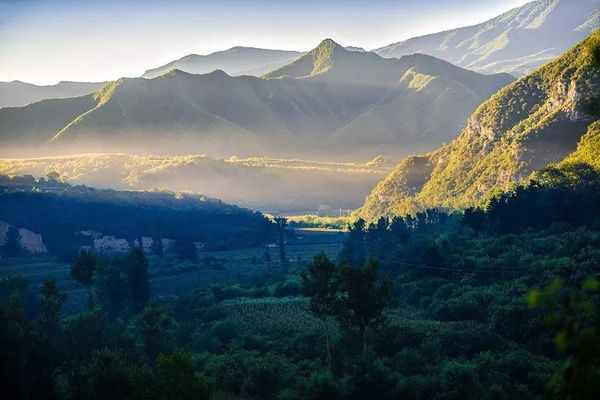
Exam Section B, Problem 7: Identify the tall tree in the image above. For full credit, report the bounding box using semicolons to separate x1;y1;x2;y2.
302;253;339;369
339;219;366;267
70;250;97;287
126;248;150;312
337;261;393;357
274;217;288;270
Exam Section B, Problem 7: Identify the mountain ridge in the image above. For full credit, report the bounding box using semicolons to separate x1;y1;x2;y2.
358;29;600;221
143;46;303;79
375;0;600;76
0;39;513;160
0;80;106;109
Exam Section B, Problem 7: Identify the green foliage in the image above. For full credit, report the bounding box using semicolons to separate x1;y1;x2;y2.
127;248;150;312
532;274;600;400
155;352;209;400
70;250;97;287
359;30;600;221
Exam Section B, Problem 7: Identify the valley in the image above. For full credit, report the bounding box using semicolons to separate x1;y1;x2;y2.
2;1;600;399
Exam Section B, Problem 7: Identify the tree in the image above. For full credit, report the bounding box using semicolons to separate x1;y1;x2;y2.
302;253;339;369
531;276;600;400
138;305;176;361
155;352;209;400
2;226;22;257
38;279;67;351
95;264;127;318
70;250;97;287
339;219;366;267
274;217;288;270
127;248;150;312
337;261;393;357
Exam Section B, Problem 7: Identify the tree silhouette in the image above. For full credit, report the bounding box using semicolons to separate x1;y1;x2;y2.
127;248;150;312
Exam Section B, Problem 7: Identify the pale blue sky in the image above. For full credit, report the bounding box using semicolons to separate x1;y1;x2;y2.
0;0;531;84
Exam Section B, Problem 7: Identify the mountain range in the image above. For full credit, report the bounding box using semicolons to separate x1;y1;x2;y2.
358;29;600;220
143;47;303;79
0;80;106;109
375;0;600;76
0;39;512;160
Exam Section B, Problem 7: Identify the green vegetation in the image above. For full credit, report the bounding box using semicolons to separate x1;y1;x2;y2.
3;158;600;399
360;29;600;221
0;174;274;258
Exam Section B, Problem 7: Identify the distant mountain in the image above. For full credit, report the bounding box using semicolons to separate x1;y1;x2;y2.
0;39;512;159
142;47;303;79
375;0;600;76
0;80;106;109
359;29;600;221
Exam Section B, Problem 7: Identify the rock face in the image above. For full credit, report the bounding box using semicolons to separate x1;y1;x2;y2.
77;232;177;255
92;236;131;254
0;221;48;254
358;30;600;221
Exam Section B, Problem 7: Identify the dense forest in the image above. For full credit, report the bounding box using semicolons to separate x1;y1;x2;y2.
2;159;600;400
0;174;274;258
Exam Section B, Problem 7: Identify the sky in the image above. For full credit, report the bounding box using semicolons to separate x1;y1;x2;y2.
0;0;531;85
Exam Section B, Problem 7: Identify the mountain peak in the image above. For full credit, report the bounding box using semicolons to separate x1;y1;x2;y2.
315;38;344;51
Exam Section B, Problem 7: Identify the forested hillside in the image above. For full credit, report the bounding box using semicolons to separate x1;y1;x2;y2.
0;175;273;258
359;29;600;221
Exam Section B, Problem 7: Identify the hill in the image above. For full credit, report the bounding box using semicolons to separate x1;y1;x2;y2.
0;80;106;109
0;174;272;257
358;29;600;220
375;0;600;76
143;47;303;79
0;40;513;160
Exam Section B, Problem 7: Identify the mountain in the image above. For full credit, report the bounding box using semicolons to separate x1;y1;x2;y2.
375;0;600;76
0;39;512;159
0;80;106;109
142;47;303;79
358;29;600;221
